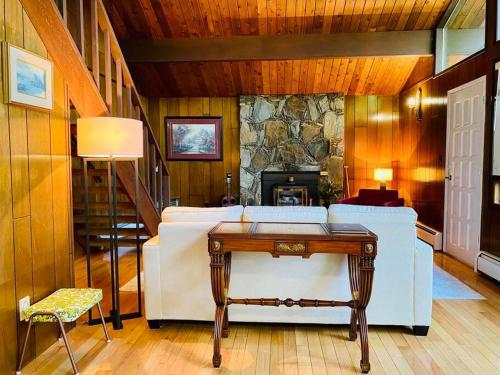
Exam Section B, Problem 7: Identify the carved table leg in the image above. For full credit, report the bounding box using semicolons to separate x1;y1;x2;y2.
210;243;230;368
349;309;358;341
357;244;375;374
358;308;370;373
348;255;359;341
213;305;224;367
222;253;231;338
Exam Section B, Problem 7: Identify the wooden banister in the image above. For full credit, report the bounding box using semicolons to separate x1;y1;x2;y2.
94;0;168;172
116;59;123;117
20;0;107;116
77;0;84;56
90;0;99;88
20;0;170;236
104;29;112;112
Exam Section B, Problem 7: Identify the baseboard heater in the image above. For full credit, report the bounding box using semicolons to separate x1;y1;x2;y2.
416;222;442;250
477;252;500;282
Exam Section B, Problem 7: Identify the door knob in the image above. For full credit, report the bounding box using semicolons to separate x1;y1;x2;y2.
445;175;452;181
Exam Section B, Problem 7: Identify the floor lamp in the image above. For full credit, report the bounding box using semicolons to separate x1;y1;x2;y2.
77;117;143;329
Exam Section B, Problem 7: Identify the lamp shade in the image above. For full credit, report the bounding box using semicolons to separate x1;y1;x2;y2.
374;168;393;182
77;117;143;158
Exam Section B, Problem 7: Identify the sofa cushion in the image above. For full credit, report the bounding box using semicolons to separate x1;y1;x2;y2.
328;204;417;225
243;206;327;223
161;205;244;223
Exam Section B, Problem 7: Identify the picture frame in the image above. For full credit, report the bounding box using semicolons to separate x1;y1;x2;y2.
3;43;54;111
165;116;223;161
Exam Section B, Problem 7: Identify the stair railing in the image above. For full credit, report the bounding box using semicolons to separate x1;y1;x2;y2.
55;0;170;214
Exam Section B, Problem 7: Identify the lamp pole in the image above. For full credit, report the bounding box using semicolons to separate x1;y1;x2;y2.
78;117;144;330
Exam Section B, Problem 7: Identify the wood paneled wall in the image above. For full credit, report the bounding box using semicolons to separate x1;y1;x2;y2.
397;1;500;247
147;95;399;206
399;80;447;231
147;97;240;206
345;96;400;196
0;0;73;371
399;53;490;232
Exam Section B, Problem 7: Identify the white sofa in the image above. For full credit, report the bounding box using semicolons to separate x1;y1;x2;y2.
143;204;433;335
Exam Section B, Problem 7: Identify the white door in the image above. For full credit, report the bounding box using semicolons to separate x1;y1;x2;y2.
444;76;485;266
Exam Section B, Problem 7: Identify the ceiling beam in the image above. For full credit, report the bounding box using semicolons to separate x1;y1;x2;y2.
122;31;434;63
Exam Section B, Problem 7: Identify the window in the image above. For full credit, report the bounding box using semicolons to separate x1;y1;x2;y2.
435;0;486;73
498;0;500;41
493;63;500;176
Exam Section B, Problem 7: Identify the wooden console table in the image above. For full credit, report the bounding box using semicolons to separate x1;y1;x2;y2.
208;222;378;373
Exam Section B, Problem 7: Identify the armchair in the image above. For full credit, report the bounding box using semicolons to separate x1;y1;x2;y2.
339;189;404;207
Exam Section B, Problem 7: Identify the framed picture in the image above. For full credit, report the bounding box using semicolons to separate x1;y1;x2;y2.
3;43;53;111
165;117;223;161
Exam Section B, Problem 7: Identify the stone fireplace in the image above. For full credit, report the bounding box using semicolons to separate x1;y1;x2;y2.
240;94;344;205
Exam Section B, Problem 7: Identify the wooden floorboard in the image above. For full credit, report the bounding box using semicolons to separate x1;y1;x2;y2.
20;252;500;374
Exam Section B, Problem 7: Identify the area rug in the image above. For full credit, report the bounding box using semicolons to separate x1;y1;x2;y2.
120;267;484;300
433;265;484;300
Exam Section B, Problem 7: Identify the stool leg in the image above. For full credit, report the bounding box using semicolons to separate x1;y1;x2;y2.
96;302;111;343
55;316;79;375
16;318;33;374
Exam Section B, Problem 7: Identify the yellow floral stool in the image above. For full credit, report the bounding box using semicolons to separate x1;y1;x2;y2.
17;288;111;375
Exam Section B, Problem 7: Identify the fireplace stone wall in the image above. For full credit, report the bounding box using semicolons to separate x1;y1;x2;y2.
240;94;344;205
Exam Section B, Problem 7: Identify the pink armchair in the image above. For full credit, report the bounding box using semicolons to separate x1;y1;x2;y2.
339;189;404;207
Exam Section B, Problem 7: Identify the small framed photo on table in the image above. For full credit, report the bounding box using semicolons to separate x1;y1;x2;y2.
3;43;53;111
165;116;223;161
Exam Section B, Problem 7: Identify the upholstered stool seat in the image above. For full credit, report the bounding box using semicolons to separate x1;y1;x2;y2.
17;288;110;375
23;288;103;323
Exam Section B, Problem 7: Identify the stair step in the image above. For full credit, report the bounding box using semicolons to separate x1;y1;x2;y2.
73;186;125;193
74;215;139;224
73;202;134;210
88;238;148;248
73;169;109;176
77;227;147;236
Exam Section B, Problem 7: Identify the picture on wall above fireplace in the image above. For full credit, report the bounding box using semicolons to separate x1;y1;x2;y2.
165;116;222;160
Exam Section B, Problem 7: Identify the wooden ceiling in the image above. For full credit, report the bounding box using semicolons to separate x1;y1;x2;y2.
104;0;453;39
448;0;485;29
130;57;430;97
103;0;451;97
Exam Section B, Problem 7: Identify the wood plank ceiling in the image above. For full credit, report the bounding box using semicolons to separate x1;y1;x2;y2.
448;0;486;29
103;0;452;97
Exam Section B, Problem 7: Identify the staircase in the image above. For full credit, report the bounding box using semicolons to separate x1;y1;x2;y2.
21;0;170;245
71;157;151;252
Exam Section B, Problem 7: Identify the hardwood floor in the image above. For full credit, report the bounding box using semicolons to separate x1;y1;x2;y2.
20;252;500;374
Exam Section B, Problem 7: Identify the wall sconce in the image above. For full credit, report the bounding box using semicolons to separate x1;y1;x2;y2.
407;88;423;122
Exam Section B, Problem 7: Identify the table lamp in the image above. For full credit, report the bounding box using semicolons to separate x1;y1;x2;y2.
374;168;393;190
77;116;143;330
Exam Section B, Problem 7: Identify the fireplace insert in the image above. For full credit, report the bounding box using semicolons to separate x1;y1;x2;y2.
261;171;320;206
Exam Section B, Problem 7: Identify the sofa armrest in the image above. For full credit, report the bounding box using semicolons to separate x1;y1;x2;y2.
338;197;358;204
143;236;162;320
414;239;433;326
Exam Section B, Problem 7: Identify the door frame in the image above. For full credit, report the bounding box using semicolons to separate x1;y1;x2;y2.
443;75;486;262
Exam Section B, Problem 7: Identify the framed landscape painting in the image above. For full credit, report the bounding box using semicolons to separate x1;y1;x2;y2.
165;117;223;161
4;43;53;111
